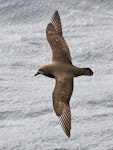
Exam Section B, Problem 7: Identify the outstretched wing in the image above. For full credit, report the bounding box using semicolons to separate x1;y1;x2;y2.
46;11;72;64
52;75;73;137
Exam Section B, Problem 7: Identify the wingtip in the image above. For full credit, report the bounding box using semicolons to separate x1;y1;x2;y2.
53;10;59;17
64;128;71;138
67;132;71;138
54;10;58;14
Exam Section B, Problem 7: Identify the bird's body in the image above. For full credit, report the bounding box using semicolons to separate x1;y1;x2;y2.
35;11;93;137
38;62;93;78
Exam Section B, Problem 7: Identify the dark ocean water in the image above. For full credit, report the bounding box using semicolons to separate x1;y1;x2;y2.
0;0;113;149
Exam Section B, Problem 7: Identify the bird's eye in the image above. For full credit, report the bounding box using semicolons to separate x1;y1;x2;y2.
40;69;46;72
39;69;44;72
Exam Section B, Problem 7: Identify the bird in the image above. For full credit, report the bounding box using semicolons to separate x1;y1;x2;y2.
35;11;93;138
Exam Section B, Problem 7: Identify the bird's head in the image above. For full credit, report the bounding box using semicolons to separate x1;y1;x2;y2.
34;66;54;78
34;66;47;76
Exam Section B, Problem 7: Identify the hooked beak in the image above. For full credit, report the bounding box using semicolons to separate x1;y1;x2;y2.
34;72;40;76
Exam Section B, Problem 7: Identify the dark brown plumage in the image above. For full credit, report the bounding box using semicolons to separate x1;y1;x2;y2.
35;11;93;138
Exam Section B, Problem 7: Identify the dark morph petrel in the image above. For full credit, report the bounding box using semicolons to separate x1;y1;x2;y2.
35;11;93;138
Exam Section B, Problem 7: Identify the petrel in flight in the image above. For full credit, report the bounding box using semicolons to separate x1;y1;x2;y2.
35;11;93;138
